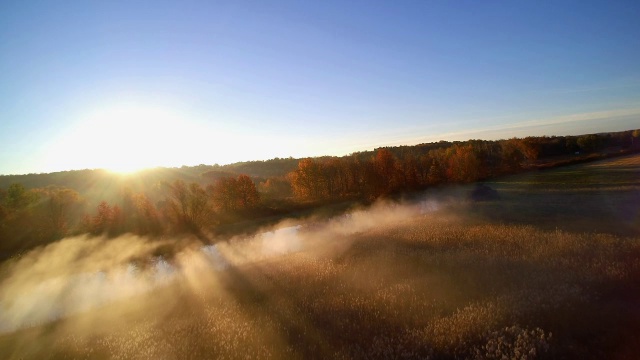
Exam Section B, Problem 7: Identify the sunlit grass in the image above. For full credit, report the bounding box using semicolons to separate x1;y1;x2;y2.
2;211;639;359
1;154;638;359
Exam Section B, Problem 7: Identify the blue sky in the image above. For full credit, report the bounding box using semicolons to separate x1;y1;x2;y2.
1;1;639;174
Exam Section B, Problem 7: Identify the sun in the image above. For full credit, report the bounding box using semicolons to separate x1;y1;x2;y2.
79;106;176;173
45;103;212;173
43;101;265;173
103;162;148;175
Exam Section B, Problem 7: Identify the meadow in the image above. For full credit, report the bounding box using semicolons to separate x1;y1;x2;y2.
0;155;639;359
473;154;640;236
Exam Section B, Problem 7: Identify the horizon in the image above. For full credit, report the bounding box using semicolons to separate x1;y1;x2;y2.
1;125;637;177
1;1;639;175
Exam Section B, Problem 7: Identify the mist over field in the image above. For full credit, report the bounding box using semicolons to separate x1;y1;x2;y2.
2;0;640;358
1;158;639;359
0;154;637;359
0;197;441;334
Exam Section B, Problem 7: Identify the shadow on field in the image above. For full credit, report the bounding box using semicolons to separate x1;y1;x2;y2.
467;189;640;236
467;155;640;237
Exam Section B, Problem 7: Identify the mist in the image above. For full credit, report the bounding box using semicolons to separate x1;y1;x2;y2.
0;196;443;335
2;180;638;359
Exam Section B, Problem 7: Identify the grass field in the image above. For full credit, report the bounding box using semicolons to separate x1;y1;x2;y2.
472;154;640;236
1;154;639;359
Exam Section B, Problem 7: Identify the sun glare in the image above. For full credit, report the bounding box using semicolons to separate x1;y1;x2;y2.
43;101;303;173
45;103;221;172
104;163;147;175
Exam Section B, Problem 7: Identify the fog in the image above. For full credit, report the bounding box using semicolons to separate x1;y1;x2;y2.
3;187;634;359
0;197;444;335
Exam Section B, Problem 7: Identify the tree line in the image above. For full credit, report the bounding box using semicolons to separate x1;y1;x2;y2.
1;129;638;256
0;174;262;255
288;129;639;201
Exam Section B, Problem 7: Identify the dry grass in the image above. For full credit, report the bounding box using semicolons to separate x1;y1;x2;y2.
1;212;639;359
1;154;639;359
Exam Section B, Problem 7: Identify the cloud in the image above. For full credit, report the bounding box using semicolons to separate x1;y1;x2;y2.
399;107;640;145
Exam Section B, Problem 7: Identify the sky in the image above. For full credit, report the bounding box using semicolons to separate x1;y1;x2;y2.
1;0;639;175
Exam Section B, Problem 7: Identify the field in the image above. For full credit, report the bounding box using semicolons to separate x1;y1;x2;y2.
1;154;639;359
473;154;640;236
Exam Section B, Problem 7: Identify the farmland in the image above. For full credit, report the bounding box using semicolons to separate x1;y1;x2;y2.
1;154;639;359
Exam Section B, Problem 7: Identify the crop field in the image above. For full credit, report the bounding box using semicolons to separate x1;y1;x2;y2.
1;154;639;359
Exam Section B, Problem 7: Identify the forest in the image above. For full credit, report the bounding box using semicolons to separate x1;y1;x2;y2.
1;129;639;258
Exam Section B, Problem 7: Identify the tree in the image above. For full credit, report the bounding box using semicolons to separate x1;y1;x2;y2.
5;183;38;211
322;159;341;198
500;139;526;173
210;177;239;211
236;175;260;210
186;182;210;228
446;145;480;183
110;188;164;235
90;201;114;235
342;156;364;196
577;134;601;153
0;183;40;247
289;158;327;201
520;137;540;162
632;129;640;149
164;180;214;233
131;193;163;235
373;148;398;195
258;177;292;200
44;187;80;239
565;137;579;153
400;154;420;190
426;159;445;185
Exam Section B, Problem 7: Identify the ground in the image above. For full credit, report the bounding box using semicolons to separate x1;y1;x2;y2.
1;154;639;359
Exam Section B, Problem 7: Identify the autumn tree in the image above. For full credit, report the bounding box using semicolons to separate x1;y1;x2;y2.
0;184;30;226
577;134;601;153
258;177;292;200
132;193;163;235
0;183;40;249
500;139;526;173
398;154;420;190
631;129;640;149
84;201;124;235
289;158;327;201
163;180;214;233
565;137;579;153
5;183;38;211
236;174;260;210
0;188;7;229
119;188;162;235
426;159;446;185
520;137;540;162
466;141;499;179
210;174;260;212
322;159;341;198
372;148;398;195
209;177;239;211
446;145;480;183
342;156;365;196
43;187;80;239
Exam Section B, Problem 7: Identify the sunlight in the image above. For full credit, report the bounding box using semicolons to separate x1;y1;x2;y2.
82;105;188;172
41;101;317;174
45;103;223;172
